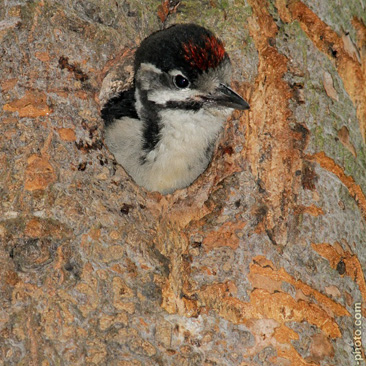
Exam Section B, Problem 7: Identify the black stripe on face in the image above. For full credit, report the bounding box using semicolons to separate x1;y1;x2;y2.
164;100;203;111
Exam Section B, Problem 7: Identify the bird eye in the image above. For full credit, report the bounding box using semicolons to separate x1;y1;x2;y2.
174;74;190;89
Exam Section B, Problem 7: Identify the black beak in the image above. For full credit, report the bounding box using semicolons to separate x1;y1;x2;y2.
203;84;250;110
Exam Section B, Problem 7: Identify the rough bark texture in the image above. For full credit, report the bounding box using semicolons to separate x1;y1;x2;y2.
1;0;366;365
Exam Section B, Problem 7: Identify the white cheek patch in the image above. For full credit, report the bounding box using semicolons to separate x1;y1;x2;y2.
136;63;198;105
135;89;143;117
136;63;163;91
147;88;198;105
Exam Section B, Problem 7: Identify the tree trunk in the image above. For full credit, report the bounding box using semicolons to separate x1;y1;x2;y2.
1;0;365;365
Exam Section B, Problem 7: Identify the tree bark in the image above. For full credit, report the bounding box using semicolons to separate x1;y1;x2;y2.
1;0;365;365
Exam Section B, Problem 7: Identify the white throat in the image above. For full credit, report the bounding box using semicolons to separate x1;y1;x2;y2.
140;106;230;193
105;88;232;195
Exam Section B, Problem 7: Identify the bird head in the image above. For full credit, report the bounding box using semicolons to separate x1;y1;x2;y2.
133;24;249;115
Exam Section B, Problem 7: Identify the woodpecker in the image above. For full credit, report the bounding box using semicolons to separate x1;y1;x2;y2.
102;23;249;194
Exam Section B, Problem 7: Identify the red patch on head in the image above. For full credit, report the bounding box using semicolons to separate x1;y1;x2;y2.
183;35;226;71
